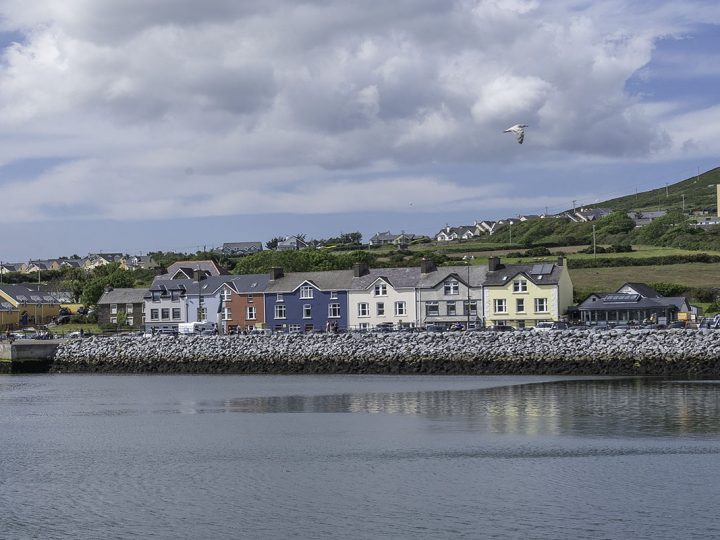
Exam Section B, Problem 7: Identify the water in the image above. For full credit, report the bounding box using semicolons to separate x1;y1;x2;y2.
2;375;720;539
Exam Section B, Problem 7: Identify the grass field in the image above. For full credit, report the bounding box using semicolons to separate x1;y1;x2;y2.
569;262;720;291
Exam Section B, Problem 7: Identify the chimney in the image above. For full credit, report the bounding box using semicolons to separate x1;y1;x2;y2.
104;284;114;293
270;267;284;280
557;256;564;266
420;258;436;274
353;262;369;277
488;256;501;271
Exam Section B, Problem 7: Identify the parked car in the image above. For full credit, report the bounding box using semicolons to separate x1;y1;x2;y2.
449;323;464;331
490;325;514;332
533;322;554;331
667;321;686;329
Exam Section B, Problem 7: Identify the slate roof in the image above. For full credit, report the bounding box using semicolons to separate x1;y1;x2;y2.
97;288;149;305
417;265;488;289
265;270;355;293
230;273;271;293
222;242;263;255
369;231;397;243
149;275;237;296
351;267;422;290
619;283;661;298
484;262;563;286
0;283;67;304
577;294;689;312
157;260;227;280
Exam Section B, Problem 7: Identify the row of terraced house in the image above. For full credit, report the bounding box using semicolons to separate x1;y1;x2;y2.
97;257;575;333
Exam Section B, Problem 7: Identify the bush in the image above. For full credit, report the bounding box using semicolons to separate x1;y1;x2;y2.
648;282;688;297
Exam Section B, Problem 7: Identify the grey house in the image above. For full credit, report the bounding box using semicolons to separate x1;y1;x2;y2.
221;242;263;256
96;287;148;329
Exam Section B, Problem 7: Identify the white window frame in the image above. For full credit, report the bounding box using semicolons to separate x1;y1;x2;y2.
150;309;159;321
494;299;507;314
276;293;284;302
446;301;456;316
395;301;406;317
358;303;370;317
376;302;385;316
444;281;459;295
222;308;232;321
535;298;548;313
425;301;439;317
328;303;340;318
127;316;134;326
330;291;338;300
374;283;387;296
110;303;117;315
221;289;232;302
300;285;314;299
516;298;525;313
303;304;312;319
172;308;181;320
126;303;133;314
274;304;287;319
513;280;528;293
247;306;257;320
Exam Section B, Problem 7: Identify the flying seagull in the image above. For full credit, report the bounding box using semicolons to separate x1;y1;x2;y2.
504;124;528;144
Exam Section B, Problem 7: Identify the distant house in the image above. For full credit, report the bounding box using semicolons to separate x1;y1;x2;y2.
392;232;421;246
435;225;475;242
566;207;612;223
369;231;397;246
221;242;263;256
126;255;157;270
97;287;148;329
627;211;666;227
474;220;498;235
577;282;692;325
0;263;24;274
0;283;66;327
276;236;309;251
223;274;271;333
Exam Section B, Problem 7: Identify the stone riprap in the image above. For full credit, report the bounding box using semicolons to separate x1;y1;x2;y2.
51;329;720;376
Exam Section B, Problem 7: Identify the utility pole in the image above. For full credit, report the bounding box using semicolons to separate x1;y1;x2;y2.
509;221;512;244
592;224;596;261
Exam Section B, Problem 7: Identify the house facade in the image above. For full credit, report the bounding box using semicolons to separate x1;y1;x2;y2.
577;283;692;325
348;263;420;330
483;257;574;329
0;283;66;328
264;268;353;332
97;287;147;329
223;274;270;333
417;260;486;329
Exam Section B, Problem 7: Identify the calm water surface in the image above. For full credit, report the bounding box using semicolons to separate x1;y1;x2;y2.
2;374;720;539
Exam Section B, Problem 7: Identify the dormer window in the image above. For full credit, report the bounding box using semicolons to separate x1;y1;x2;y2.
444;280;459;295
513;279;528;292
300;285;314;299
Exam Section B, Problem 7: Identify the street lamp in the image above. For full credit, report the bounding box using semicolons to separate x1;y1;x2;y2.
592;224;596;260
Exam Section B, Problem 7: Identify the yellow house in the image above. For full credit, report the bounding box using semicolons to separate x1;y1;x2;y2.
0;283;66;328
482;257;574;329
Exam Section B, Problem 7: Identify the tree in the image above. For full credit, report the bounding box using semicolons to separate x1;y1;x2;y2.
265;237;283;250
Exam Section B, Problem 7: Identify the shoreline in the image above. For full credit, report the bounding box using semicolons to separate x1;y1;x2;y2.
48;330;720;377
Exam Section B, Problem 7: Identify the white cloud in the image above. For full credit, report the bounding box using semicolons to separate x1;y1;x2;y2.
0;0;717;226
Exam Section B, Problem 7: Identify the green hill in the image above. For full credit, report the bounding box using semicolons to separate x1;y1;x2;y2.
594;166;720;214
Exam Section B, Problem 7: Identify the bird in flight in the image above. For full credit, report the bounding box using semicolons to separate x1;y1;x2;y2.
504;124;528;144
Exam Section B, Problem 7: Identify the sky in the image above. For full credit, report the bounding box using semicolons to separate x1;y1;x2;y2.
0;0;719;261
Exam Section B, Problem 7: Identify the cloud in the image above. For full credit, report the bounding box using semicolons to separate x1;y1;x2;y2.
0;0;717;226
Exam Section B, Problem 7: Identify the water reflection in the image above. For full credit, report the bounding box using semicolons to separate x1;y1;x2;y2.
210;379;720;438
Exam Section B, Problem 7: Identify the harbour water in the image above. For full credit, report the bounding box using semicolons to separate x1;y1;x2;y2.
2;374;720;539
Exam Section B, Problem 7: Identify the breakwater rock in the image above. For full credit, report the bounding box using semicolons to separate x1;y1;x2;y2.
51;329;720;376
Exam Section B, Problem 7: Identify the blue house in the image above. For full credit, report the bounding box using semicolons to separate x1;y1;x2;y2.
264;267;354;332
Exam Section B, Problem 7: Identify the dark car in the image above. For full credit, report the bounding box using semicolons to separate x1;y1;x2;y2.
491;325;514;332
667;321;686;329
55;314;72;325
449;323;464;331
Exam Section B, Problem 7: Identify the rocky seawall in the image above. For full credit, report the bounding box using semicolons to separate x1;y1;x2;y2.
51;330;720;376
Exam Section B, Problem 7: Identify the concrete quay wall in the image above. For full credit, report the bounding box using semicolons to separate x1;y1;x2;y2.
50;330;720;377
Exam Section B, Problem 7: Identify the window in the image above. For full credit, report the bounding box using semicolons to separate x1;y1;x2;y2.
222;308;232;321
463;300;477;316
328;303;340;318
358;303;369;317
303;304;312;319
247;294;254;303
126;304;134;314
150;309;159;321
247;306;257;320
376;302;385;316
152;291;161;302
171;290;181;301
444;280;459;295
330;291;338;299
516;298;525;313
110;316;117;324
222;290;232;302
110;303;117;314
374;283;387;296
447;301;456;316
494;299;507;313
197;307;207;320
359;322;370;330
172;308;181;320
395;301;406;316
289;324;301;333
127;317;134;326
300;285;314;299
276;293;284;302
274;304;286;319
535;298;548;312
425;301;439;317
161;308;170;320
513;280;528;293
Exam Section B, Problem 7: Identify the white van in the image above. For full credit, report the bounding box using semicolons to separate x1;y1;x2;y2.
177;321;217;335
